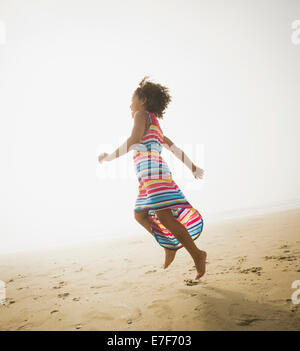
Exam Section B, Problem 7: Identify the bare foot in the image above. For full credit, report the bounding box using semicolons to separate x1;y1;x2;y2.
194;250;207;280
163;247;177;269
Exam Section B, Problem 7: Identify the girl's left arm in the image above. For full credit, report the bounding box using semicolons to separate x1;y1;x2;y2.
163;135;204;179
98;111;147;163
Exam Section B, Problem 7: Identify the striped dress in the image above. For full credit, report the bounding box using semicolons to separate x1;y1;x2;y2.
132;111;204;250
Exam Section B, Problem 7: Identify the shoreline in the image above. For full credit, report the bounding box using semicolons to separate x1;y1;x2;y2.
1;203;299;257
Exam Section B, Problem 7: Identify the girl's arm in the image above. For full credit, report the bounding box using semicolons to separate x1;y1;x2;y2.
163;135;204;179
98;111;147;162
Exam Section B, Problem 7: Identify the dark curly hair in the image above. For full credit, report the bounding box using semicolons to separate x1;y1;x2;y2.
133;76;172;119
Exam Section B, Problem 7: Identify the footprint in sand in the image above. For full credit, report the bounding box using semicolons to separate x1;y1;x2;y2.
17;322;33;331
145;269;157;274
236;256;248;264
57;293;70;299
264;255;297;262
6;298;16;305
194;304;204;311
235;315;262;326
120;307;142;324
72;297;80;302
53;281;66;289
90;284;108;289
239;267;263;276
184;279;200;286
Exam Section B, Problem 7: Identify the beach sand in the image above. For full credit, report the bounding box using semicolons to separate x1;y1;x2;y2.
0;208;300;331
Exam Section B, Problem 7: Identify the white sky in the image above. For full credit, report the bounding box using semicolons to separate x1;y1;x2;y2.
1;0;300;253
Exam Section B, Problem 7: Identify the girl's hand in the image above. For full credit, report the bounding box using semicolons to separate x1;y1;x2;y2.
98;152;109;163
192;165;204;179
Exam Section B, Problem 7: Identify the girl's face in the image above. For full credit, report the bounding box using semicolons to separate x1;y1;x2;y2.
130;93;147;118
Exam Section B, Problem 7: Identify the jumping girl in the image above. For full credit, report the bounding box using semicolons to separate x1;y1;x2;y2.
98;76;206;280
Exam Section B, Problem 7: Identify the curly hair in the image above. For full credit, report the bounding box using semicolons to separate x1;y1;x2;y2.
133;76;172;119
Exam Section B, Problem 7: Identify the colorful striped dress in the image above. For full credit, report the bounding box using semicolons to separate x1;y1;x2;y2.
132;111;204;250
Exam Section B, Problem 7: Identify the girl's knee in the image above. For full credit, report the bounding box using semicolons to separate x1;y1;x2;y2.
134;211;148;224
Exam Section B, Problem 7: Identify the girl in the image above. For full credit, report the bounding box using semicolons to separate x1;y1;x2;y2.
98;76;206;280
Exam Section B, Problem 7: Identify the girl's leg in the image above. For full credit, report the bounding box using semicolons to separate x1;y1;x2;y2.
134;210;177;269
134;210;153;235
156;208;207;279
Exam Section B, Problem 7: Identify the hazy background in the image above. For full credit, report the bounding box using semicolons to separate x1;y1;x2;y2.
1;0;300;253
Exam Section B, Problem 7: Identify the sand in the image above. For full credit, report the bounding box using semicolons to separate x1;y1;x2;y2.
0;208;300;331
